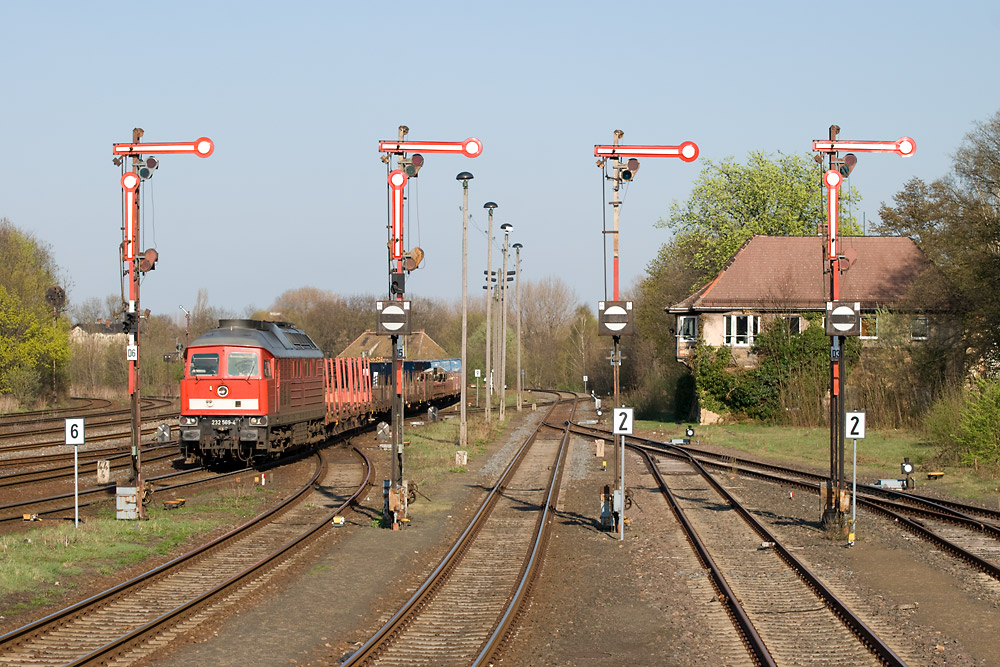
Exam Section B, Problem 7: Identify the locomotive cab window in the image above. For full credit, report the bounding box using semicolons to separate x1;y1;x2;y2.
228;352;259;378
189;353;219;376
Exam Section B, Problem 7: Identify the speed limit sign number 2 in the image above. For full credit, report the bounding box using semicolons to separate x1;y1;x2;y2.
613;408;634;435
846;412;866;439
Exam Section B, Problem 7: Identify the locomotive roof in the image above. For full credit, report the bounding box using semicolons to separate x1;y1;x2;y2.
189;319;324;359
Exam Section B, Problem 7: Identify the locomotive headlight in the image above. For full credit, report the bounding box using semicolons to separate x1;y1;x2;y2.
248;416;268;427
179;416;198;426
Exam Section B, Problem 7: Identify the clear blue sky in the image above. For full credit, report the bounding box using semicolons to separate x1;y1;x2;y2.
2;1;997;321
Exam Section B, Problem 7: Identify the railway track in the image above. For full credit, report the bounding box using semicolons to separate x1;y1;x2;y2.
636;445;905;666
343;391;577;666
0;398;113;428
0;444;371;666
572;422;1000;587
0;444;179;489
0;398;178;454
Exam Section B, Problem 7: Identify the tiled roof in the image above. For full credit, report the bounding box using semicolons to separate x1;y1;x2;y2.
337;330;450;360
668;236;946;312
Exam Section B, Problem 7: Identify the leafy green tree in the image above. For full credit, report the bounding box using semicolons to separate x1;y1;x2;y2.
656;152;860;288
0;285;70;398
0;219;70;401
875;110;1000;370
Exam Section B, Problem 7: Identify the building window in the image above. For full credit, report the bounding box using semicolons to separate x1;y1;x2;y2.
910;316;929;341
725;315;759;347
781;315;801;335
860;315;878;340
678;315;698;341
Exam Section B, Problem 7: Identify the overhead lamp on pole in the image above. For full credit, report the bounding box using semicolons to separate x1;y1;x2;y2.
483;201;497;424
457;171;474;448
512;242;523;412
499;223;513;421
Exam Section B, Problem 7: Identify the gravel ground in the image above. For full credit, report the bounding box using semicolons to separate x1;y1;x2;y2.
6;401;999;666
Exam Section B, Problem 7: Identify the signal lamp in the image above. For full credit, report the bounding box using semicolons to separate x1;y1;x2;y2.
403;153;424;177
620;158;640;181
138;156;159;180
403;247;424;271
838;153;858;178
139;248;158;272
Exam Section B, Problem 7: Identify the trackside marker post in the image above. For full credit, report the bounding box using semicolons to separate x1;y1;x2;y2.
612;408;633;542
845;411;866;545
114;129;214;520
377;127;482;529
814;126;913;530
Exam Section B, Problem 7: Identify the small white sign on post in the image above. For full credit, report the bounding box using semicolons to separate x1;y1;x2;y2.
474;369;481;378
66;419;84;528
845;412;866;439
612;408;634;435
126;345;138;361
66;418;84;445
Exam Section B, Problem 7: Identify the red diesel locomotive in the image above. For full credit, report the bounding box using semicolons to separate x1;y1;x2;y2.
178;319;460;465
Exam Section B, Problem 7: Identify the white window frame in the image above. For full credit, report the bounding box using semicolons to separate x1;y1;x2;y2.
677;315;698;341
781;315;802;335
910;316;929;341
724;314;760;347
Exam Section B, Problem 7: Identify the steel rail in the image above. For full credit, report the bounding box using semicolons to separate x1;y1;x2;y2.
63;446;371;667
637;441;907;667
568;423;1000;529
0;397;173;432
0;446;179;488
637;447;776;667
0;445;370;665
472;398;577;666
343;391;575;666
0;451;326;649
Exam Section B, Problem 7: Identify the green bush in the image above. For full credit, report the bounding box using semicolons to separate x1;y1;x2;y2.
692;315;832;422
923;385;965;459
953;380;1000;473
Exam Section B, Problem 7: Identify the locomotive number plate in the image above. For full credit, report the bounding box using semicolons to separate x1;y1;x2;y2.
211;418;237;427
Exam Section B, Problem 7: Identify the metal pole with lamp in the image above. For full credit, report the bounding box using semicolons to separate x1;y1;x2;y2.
512;242;523;412
483;202;497;424
499;223;512;421
457;172;474;448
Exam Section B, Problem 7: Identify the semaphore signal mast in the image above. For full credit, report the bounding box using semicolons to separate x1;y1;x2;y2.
112;128;213;520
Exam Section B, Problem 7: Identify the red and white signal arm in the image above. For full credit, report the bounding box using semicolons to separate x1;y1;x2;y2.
599;300;634;336
594;141;699;162
378;138;483;158
376;300;411;336
812;137;915;157
113;137;215;158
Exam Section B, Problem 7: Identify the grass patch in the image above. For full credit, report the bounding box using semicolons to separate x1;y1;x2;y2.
0;483;275;616
402;413;504;491
636;420;1000;506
